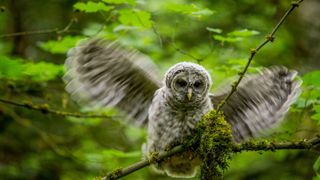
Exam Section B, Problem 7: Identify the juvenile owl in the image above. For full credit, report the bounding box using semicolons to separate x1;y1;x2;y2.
63;39;301;178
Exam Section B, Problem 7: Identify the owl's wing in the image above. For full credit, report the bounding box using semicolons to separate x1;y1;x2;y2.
63;38;162;126
209;66;301;142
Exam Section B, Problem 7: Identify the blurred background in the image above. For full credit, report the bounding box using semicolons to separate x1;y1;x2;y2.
0;0;320;179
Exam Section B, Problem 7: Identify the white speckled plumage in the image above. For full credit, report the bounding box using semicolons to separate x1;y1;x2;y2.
146;62;213;177
63;38;301;178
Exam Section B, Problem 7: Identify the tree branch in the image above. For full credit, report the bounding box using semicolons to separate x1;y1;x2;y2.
103;136;320;180
216;0;304;111
232;135;320;152
103;145;186;180
0;19;79;38
0;98;116;119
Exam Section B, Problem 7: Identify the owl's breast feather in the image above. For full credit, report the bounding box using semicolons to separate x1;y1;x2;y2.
145;88;212;178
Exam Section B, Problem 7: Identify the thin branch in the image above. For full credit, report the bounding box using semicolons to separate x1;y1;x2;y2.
0;98;116;119
151;24;163;48
0;19;79;38
233;135;320;152
173;45;204;63
216;0;304;111
171;39;214;64
103;145;186;180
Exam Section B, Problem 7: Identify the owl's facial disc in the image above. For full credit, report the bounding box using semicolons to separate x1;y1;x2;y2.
165;62;212;104
171;71;208;102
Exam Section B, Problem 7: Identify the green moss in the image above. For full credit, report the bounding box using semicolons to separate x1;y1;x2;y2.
196;110;233;180
241;140;270;151
23;101;33;109
105;168;122;180
38;104;50;113
148;152;160;163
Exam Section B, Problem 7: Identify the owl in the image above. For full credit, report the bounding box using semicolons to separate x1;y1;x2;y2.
63;38;301;178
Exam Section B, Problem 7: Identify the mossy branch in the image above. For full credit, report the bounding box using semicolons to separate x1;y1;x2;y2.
104;112;318;180
233;136;320;152
103;135;320;180
0;98;115;119
102;145;187;180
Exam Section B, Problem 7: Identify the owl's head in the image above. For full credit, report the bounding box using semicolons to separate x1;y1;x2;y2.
165;62;212;103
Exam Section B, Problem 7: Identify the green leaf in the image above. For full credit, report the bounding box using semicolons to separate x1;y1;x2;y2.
312;113;320;122
118;9;152;28
102;0;136;5
0;56;24;79
206;27;222;34
0;56;63;81
295;97;320;109
312;105;320;122
314;156;320;175
191;9;214;16
113;25;140;32
167;3;198;14
228;29;260;37
213;29;259;43
303;71;320;87
38;36;84;54
309;89;320;100
23;62;64;81
166;3;214;17
73;2;114;13
314;105;320;112
213;35;243;43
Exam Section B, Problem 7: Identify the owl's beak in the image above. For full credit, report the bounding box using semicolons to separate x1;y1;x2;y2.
187;87;193;101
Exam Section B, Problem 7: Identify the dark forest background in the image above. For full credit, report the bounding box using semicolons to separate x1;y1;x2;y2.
0;0;320;179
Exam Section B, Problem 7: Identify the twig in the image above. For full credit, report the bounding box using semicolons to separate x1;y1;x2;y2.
0;19;79;38
216;0;304;111
0;98;115;119
170;20;204;63
174;45;204;63
151;24;163;48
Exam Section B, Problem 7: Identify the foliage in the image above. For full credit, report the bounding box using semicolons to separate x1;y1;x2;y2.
38;36;85;54
0;56;63;81
165;3;214;17
213;29;260;44
0;0;319;179
74;2;114;13
118;9;153;28
314;156;320;177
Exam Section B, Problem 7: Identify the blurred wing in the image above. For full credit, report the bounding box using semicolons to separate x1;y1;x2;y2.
210;66;302;142
63;38;162;126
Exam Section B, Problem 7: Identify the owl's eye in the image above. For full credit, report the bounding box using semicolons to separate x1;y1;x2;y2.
193;80;202;88
176;79;187;87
